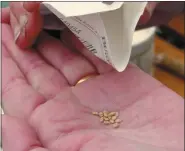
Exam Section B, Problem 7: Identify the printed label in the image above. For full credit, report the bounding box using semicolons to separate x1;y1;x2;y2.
57;14;113;65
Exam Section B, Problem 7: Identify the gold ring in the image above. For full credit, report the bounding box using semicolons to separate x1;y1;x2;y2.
75;73;98;86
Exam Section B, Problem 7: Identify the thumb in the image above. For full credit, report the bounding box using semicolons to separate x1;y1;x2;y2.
23;2;42;12
9;2;43;49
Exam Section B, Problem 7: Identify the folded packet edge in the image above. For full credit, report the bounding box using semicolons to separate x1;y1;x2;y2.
42;2;124;17
109;2;147;72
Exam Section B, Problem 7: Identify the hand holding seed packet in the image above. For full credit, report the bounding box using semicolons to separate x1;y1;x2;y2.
1;2;184;151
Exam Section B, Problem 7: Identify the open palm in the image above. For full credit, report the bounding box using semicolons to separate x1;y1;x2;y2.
2;24;184;151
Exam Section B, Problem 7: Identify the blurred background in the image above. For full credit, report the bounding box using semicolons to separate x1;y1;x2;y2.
131;13;184;98
154;14;184;97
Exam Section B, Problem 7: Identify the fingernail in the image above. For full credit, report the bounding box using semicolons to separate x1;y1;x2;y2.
15;14;28;41
14;25;21;42
19;14;28;27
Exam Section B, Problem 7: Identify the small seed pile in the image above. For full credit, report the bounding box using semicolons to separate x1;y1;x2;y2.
92;110;122;128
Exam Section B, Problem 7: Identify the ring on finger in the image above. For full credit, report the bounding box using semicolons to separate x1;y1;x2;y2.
75;73;99;86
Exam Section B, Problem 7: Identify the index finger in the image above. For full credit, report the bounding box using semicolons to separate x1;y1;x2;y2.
23;1;42;12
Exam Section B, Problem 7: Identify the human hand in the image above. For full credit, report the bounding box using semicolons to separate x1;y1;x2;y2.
2;2;42;49
2;20;184;151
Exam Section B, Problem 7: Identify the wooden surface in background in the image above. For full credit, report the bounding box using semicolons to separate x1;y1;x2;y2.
168;14;184;35
153;14;184;97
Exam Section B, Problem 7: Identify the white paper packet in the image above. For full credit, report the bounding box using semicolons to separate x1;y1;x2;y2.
41;2;147;72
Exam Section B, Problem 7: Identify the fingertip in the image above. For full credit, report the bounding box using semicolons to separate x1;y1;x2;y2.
138;10;151;25
138;2;158;25
1;7;10;24
16;10;43;49
23;2;42;12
